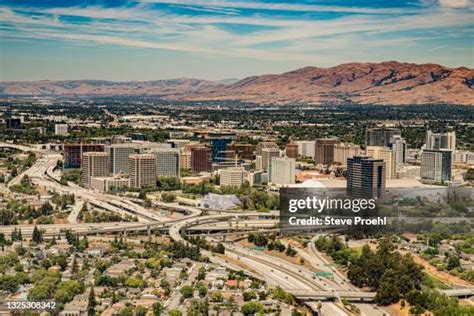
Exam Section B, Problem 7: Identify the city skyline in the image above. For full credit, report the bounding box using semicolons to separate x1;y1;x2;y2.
1;0;473;81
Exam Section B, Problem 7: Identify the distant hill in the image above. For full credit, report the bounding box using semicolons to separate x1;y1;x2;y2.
0;78;219;97
1;62;473;105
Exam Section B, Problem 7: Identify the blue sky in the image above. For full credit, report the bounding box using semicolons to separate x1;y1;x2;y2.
0;0;473;81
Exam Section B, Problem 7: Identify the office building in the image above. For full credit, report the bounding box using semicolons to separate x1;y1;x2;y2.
190;146;212;173
105;143;142;175
269;157;295;186
90;176;129;192
315;137;340;165
295;140;316;158
220;167;246;187
425;130;456;151
54;124;68;136
129;133;146;141
256;142;279;156
5;118;21;129
227;143;255;160
285;143;299;159
453;151;474;165
347;156;386;199
247;171;266;187
255;156;263;171
211;138;231;163
262;147;280;171
420;149;452;183
333;143;361;165
366;146;396;180
152;148;180;177
129;154;157;189
366;128;401;147
64;144;104;169
180;149;191;170
167;139;191;150
392;135;407;166
82;152;109;188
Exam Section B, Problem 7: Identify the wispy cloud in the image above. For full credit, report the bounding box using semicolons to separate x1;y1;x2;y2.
0;0;472;80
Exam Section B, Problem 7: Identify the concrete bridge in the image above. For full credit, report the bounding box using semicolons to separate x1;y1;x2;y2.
289;288;474;302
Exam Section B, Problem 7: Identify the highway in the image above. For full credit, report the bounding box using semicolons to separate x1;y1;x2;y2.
3;142;473;315
168;213;352;314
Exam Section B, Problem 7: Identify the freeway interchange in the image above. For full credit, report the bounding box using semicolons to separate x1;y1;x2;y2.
1;142;473;315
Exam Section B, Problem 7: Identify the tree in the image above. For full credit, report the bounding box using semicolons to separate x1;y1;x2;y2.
54;280;83;304
180;285;194;299
446;255;461;271
53;254;68;271
135;305;147;316
32;226;42;243
241;301;263;315
152;302;162;316
197;284;208;298
71;256;79;275
168;309;182;316
161;192;176;203
286;245;297;256
28;285;49;301
210;291;224;302
87;285;97;316
376;281;400;305
138;190;147;200
187;299;208;316
197;266;206;280
119;306;133;316
125;276;145;288
243;291;257;301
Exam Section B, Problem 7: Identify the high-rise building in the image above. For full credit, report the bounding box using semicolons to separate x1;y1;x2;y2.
227;143;255;160
105;143;142;175
420;149;452;183
295;140;316;158
391;135;407;166
64;144;104;169
5;118;21;129
315;137;340;165
255;156;263;171
180;149;191;170
220;167;246;187
425;130;456;151
129;154;157;189
211;138;232;163
366;146;396;180
152;148;180;177
269;157;295;186
262;147;280;171
82;152;109;188
54;124;68;136
366;128;401;148
333;143;361;165
347;156;386;199
285;143;299;159
190;146;212;173
256;142;279;156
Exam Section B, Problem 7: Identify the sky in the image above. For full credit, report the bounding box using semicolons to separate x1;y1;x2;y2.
0;0;473;81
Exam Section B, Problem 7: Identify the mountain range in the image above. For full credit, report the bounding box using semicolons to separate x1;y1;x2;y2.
1;61;473;105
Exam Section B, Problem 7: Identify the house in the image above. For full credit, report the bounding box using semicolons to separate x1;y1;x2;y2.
225;280;238;289
161;267;182;286
59;293;88;316
105;259;136;277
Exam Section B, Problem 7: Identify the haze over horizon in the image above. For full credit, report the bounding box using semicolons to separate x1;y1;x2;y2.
1;0;473;81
